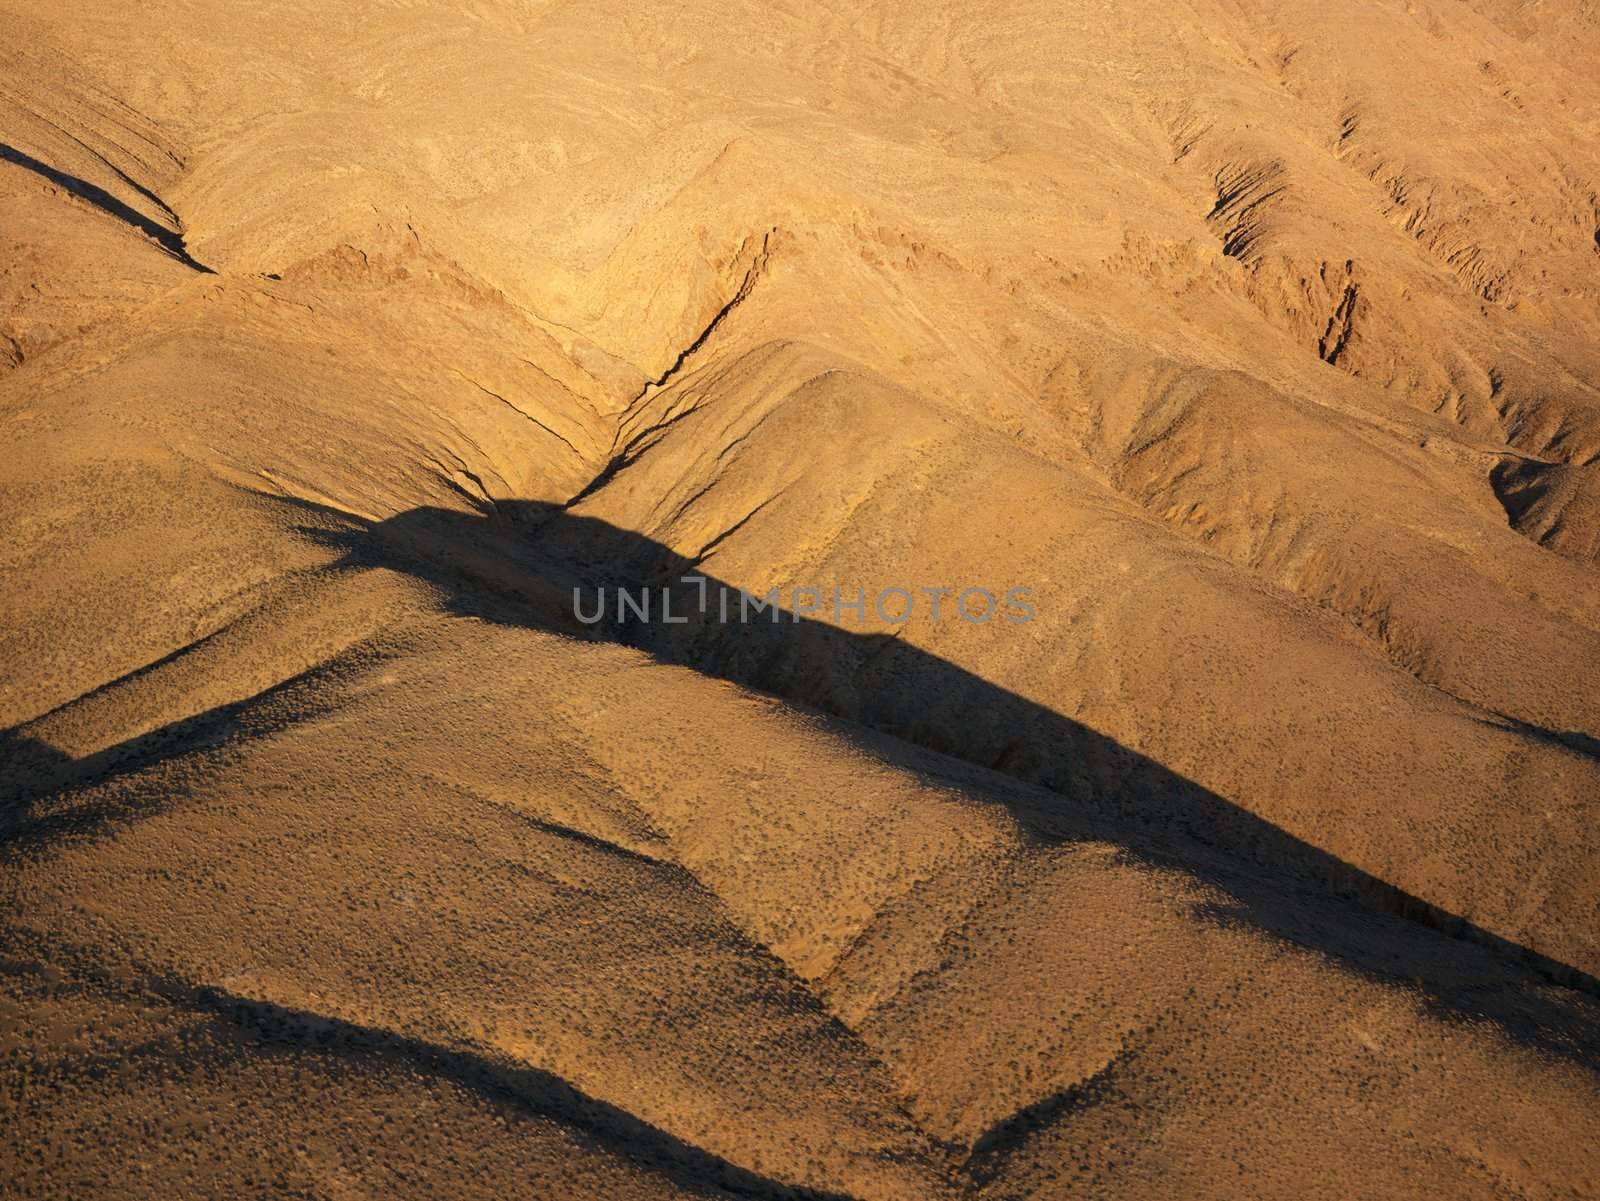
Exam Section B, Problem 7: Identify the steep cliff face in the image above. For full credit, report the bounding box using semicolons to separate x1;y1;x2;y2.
2;3;1598;1199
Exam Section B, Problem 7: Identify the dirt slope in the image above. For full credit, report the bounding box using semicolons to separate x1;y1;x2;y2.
2;2;1598;1198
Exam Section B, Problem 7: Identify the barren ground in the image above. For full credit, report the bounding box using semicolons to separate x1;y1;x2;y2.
3;2;1599;1198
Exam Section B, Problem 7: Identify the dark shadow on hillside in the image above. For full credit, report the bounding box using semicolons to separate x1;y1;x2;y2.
193;989;858;1201
0;932;857;1201
0;652;368;851
333;502;1600;1044
4;499;1598;1065
0;140;213;272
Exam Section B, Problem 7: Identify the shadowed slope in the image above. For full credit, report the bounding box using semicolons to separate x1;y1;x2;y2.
0;141;209;271
11;498;1589;1053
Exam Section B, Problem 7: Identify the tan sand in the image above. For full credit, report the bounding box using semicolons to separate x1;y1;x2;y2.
2;2;1598;1197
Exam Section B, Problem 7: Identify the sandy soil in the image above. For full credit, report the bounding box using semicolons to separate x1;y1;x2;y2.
2;2;1598;1197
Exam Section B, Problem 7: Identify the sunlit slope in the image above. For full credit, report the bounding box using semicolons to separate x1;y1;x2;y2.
3;1;1599;1198
8;617;1600;1200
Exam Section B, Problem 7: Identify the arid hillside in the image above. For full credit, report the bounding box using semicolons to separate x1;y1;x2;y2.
2;2;1599;1198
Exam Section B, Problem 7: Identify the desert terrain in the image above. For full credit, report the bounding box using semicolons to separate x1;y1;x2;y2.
2;1;1599;1197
